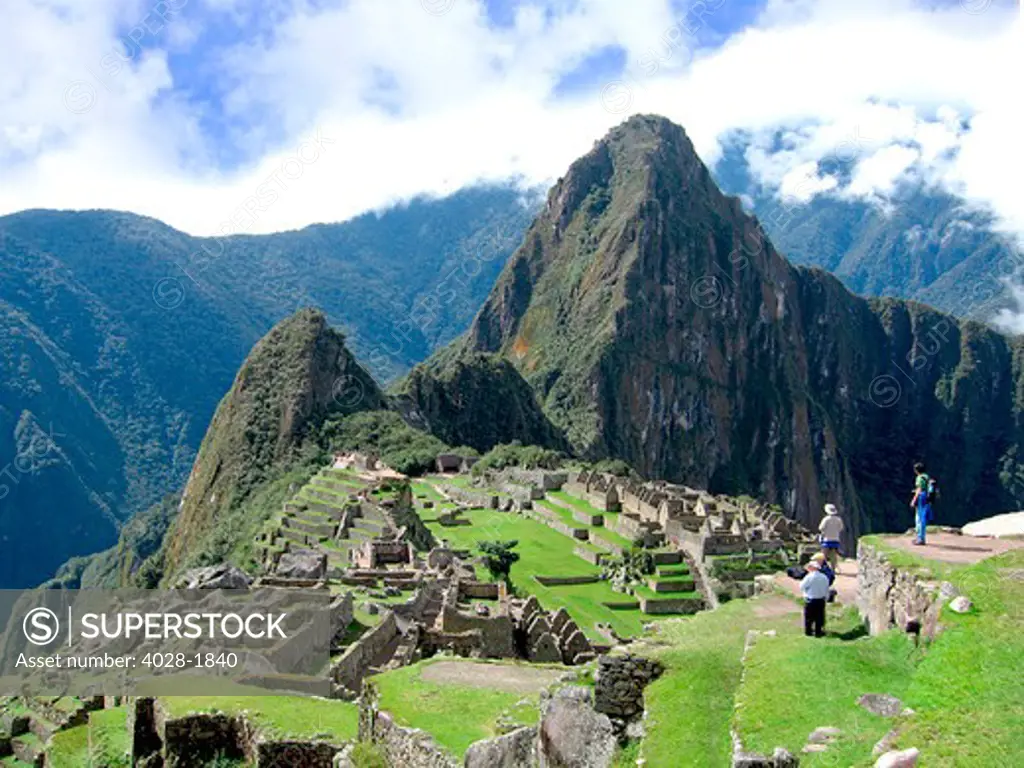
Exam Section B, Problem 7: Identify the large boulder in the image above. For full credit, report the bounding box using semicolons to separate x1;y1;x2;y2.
538;686;616;768
174;563;252;590
875;748;920;768
465;726;538;768
857;694;903;718
276;549;328;580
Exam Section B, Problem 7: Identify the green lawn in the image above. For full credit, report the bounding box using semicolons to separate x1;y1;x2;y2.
47;725;90;768
425;507;598;579
733;542;1024;766
736;611;917;766
160;696;359;743
637;595;805;767
547;490;603;514
373;659;543;758
424;507;660;637
534;500;635;551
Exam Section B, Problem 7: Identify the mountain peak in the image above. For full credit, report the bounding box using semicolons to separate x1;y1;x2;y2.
161;308;386;577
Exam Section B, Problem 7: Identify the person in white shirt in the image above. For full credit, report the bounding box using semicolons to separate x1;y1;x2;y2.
818;503;844;572
800;561;830;637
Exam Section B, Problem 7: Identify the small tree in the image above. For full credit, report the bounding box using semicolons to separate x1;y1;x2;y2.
477;540;521;583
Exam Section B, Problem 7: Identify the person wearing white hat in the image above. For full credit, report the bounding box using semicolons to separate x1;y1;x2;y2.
800;560;830;637
818;503;844;572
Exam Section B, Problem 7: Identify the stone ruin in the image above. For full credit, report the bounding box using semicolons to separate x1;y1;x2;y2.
351;538;414;570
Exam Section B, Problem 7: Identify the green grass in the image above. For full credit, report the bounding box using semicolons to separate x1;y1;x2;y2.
411;480;446;502
535;500;635;551
88;707;130;767
733;541;1024;766
547;490;603;514
47;725;90;768
423;507;656;637
638;596;801;767
736;610;917;766
373;659;542;758
160;696;358;742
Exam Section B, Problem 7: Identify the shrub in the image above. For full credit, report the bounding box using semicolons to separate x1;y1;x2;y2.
477;539;521;583
471;441;564;475
351;742;388;768
321;410;450;476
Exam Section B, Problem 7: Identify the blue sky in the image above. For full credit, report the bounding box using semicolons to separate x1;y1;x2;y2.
0;0;1019;239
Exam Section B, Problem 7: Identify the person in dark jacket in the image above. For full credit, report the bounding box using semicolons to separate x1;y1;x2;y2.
810;552;835;585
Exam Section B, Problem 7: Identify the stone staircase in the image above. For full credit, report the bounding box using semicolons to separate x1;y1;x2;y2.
1;696;106;767
256;468;396;577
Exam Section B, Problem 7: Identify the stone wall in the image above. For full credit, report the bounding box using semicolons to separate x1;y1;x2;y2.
593;654;664;721
359;695;460;768
444;485;500;510
439;605;516;658
533;575;601;587
464;726;538;768
573;545;605;565
159;711;246;766
461;581;501;599
331;612;399;694
858;541;943;640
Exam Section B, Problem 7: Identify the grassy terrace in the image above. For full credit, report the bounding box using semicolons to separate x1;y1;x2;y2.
47;707;130;767
546;490;600;513
637;595;817;766
160;696;359;743
733;541;1024;766
374;658;548;758
534;499;635;551
422;507;657;638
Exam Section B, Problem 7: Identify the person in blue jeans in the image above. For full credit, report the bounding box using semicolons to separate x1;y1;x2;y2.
910;462;932;546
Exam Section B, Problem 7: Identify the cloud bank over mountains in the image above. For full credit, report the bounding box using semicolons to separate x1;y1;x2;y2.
0;0;1019;241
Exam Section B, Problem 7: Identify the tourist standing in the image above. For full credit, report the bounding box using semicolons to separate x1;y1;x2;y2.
910;462;932;546
818;503;844;571
801;561;830;637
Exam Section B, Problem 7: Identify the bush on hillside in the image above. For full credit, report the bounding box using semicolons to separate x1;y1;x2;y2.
320;410;449;476
470;441;565;475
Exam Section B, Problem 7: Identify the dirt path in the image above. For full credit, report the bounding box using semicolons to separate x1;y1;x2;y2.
420;660;566;694
882;531;1024;564
751;595;801;618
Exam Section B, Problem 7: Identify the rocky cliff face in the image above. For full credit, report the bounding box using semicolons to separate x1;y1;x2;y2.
406;115;1024;539
161;309;386;576
395;348;564;453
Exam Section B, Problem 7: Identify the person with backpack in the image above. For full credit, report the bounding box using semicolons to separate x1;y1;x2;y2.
818;503;844;571
910;462;935;546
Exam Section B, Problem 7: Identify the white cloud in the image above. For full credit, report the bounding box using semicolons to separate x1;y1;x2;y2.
0;0;1019;242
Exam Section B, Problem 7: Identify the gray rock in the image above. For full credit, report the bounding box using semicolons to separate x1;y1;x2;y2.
802;743;828;753
732;748;797;768
276;549;327;580
807;726;841;743
873;729;899;756
465;725;538;768
875;748;920;767
858;693;903;718
333;744;354;767
948;596;973;613
939;581;959;599
772;747;799;768
174;563;252;590
539;686;616;768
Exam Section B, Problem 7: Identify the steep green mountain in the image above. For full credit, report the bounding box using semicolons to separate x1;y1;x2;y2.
160;308;387;579
714;136;1022;320
403;115;1024;539
0;186;535;586
395;346;565;452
